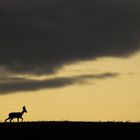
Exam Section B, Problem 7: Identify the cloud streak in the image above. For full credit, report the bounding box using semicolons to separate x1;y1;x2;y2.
0;72;119;94
0;0;140;74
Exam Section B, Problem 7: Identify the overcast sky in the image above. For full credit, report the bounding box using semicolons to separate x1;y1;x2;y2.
0;0;140;94
0;0;140;73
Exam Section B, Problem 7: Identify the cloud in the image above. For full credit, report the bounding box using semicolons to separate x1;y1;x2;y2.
0;0;140;74
0;72;119;94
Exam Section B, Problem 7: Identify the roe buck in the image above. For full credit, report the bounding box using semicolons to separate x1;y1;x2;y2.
5;106;27;122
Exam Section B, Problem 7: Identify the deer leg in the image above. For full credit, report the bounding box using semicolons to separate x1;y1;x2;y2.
5;117;10;122
10;118;13;122
21;117;23;122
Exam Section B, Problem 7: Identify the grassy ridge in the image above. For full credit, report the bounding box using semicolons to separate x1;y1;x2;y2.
0;121;140;139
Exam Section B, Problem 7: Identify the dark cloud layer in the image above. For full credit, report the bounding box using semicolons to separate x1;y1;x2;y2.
0;73;118;94
0;0;140;74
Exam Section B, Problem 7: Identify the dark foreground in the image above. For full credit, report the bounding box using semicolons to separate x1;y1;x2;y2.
0;121;140;140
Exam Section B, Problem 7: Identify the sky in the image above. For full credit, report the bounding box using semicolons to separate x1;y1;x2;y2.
0;0;140;122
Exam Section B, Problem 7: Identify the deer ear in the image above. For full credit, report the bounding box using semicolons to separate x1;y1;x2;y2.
23;106;26;109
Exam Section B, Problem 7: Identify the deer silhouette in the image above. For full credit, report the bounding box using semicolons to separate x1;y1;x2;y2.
5;106;27;122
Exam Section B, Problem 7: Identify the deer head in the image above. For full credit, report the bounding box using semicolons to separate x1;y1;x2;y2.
23;106;27;113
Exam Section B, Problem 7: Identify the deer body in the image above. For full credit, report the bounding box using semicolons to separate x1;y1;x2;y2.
5;106;27;122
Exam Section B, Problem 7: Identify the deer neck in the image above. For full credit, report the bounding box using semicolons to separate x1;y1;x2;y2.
21;110;25;115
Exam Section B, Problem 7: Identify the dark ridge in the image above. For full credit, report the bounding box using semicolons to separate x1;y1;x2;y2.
0;121;140;139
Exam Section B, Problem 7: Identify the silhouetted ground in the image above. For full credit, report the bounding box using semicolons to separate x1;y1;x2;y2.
0;121;140;140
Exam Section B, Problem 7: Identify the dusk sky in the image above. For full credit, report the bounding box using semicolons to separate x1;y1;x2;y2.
0;0;140;122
